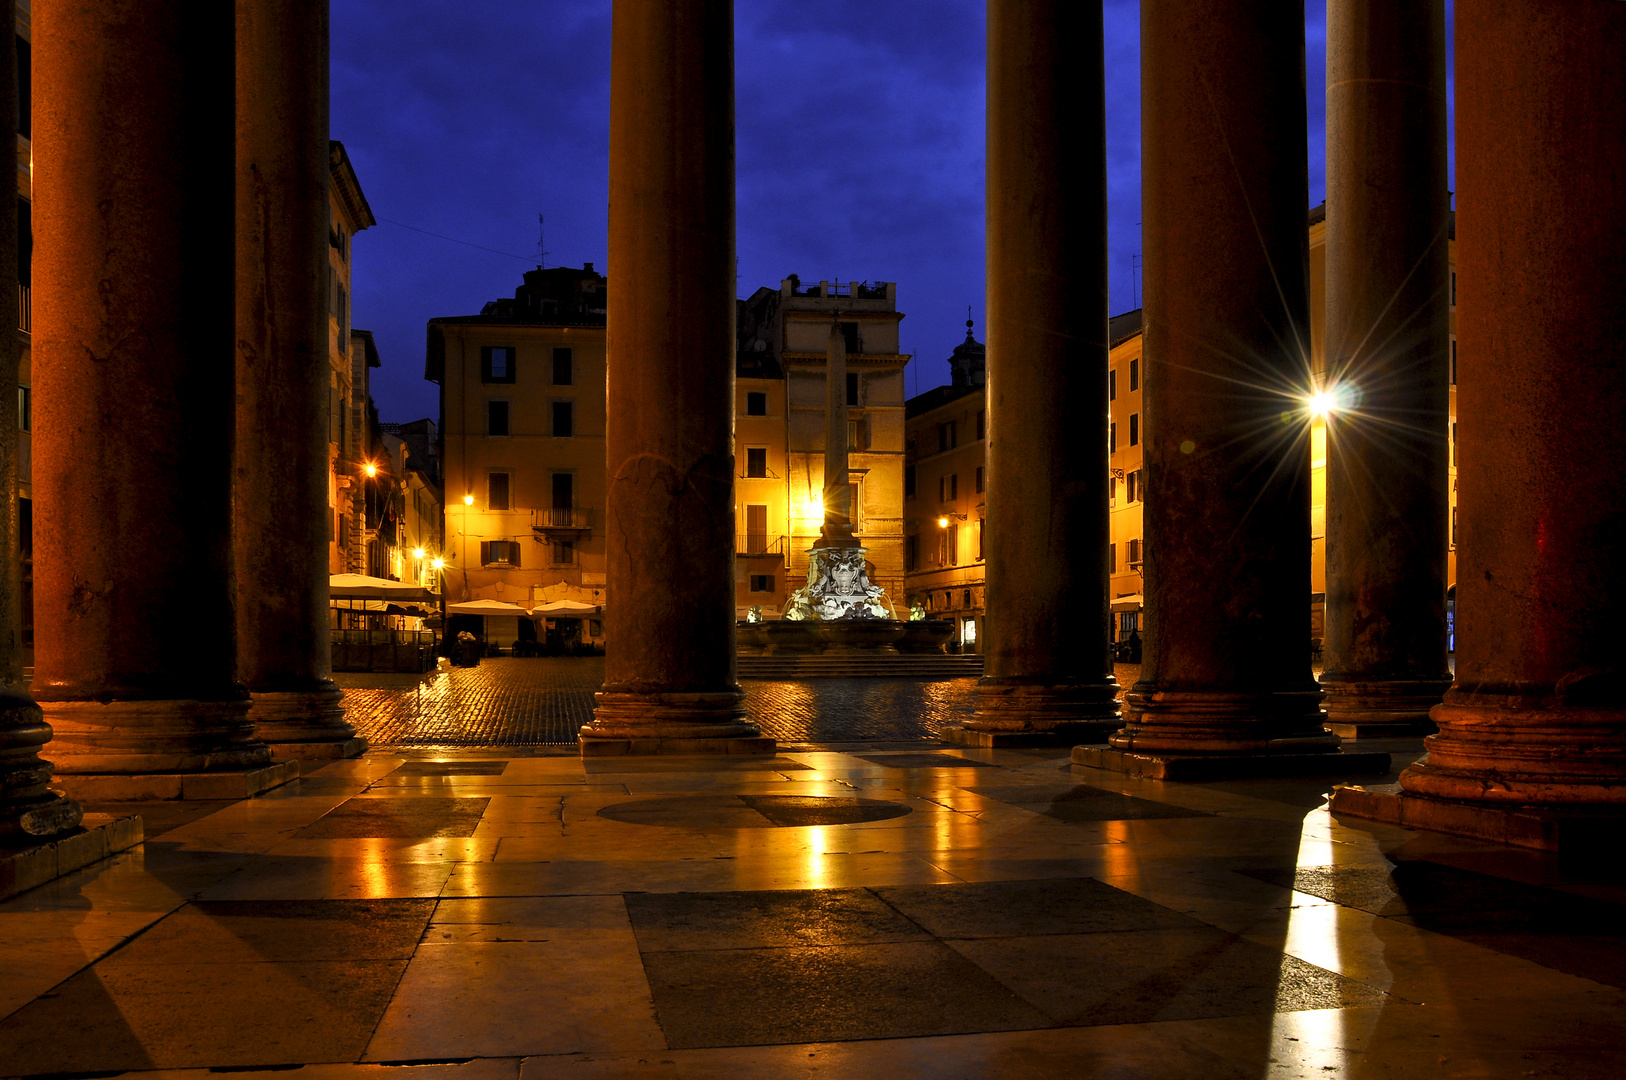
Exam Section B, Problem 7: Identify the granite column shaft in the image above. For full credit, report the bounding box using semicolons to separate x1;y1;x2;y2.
1319;0;1453;738
972;0;1120;744
1089;0;1356;774
235;0;358;760
32;1;271;782
0;0;80;839
582;0;769;755
1399;0;1626;805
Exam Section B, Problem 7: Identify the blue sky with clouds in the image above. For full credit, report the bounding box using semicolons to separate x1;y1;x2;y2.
334;2;1451;423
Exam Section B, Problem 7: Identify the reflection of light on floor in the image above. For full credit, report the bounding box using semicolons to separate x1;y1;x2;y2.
1265;814;1355;1074
361;837;393;898
1102;819;1143;888
803;825;834;888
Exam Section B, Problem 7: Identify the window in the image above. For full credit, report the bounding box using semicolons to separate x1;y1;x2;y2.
1128;538;1143;566
1451;339;1457;386
1110;543;1117;571
482;540;521;567
552;347;573;385
846;373;859;406
948;473;958;501
552;400;574;437
1127;470;1139;503
976;409;985;440
745;504;769;553
975;465;985;494
551;472;574;511
336;283;348;340
1129;358;1139;391
1451;271;1457;307
746;447;768;478
589;620;602;637
1109;476;1117;505
841;322;859;352
847;419;861;450
977;518;984;561
487;400;509;436
746;391;767;416
1110;422;1117;451
904;465;916;498
1451;507;1458;547
482;345;516;383
906;535;919;571
17;385;29;432
939;421;957;452
1129;413;1139;446
1109;369;1116;401
938;476;945;502
749;573;775;593
945;524;959;566
16;35;29;140
549;540;574;565
488;471;511;511
1451;422;1457;465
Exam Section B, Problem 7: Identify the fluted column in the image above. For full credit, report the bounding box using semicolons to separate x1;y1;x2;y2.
1077;0;1386;780
235;0;359;759
1318;0;1453;738
971;0;1119;747
581;0;771;756
32;1;276;791
0;0;80;840
1398;0;1626;806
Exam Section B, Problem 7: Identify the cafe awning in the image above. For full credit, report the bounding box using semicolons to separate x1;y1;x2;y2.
446;599;530;616
330;574;436;602
534;599;601;615
1110;594;1144;611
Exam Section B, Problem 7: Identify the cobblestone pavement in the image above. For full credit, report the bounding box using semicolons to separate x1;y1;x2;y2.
338;659;1146;749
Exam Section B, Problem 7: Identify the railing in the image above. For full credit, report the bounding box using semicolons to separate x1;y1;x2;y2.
532;507;592;530
18;283;28;333
736;534;785;557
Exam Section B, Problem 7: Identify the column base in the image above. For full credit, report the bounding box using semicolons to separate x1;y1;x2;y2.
1329;782;1626;853
1073;744;1390;781
580;689;774;757
1;813;144;902
1320;677;1449;739
264;737;367;761
0;688;85;841
249;688;360;758
1114;687;1341;755
42;697;271;775
1398;699;1626;805
52;760;299;801
967;678;1121;745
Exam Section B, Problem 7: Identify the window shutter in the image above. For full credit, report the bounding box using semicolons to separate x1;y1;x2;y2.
510;541;521;568
480;540;491;565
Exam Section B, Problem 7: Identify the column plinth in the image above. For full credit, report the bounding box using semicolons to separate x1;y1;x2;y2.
584;0;770;756
972;0;1118;746
33;1;280;793
1331;1;1626;848
1087;0;1383;780
1319;0;1452;738
0;692;81;840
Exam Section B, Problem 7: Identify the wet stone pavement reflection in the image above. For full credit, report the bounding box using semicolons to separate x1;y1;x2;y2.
337;657;1047;747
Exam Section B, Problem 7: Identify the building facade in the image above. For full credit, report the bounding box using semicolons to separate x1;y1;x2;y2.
327;141;375;575
902;325;987;650
907;206;1461;652
736;278;910;618
427;271;911;647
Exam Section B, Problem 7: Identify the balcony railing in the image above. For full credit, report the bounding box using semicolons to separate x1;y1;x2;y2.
531;507;593;531
736;533;785;557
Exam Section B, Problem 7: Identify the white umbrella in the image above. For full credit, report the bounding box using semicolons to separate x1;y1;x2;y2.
534;599;601;615
330;573;436;602
447;599;531;615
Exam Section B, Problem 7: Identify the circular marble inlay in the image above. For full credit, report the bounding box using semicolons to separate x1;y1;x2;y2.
598;794;912;829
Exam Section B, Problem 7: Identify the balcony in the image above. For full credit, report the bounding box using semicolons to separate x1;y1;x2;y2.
736;533;785;560
532;507;592;535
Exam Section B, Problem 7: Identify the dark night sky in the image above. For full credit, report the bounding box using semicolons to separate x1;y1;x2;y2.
333;2;1453;425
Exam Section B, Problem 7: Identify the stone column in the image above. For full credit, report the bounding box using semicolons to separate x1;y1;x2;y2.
968;0;1120;748
1318;0;1453;739
235;0;359;760
32;1;287;798
1075;0;1385;780
1389;2;1626;814
0;0;80;841
822;321;853;543
581;0;771;756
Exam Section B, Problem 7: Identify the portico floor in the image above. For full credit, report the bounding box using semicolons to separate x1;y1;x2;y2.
3;742;1624;1078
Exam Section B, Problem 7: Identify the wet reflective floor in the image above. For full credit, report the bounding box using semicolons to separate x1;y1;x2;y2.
4;744;1625;1078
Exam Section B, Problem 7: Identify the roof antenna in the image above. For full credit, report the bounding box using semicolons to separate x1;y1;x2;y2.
536;213;548;269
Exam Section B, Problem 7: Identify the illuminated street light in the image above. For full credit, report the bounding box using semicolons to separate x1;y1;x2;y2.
938;516;950;528
431;557;444;570
413;548;425;560
363;461;378;478
1305;383;1355;419
463;493;474;505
